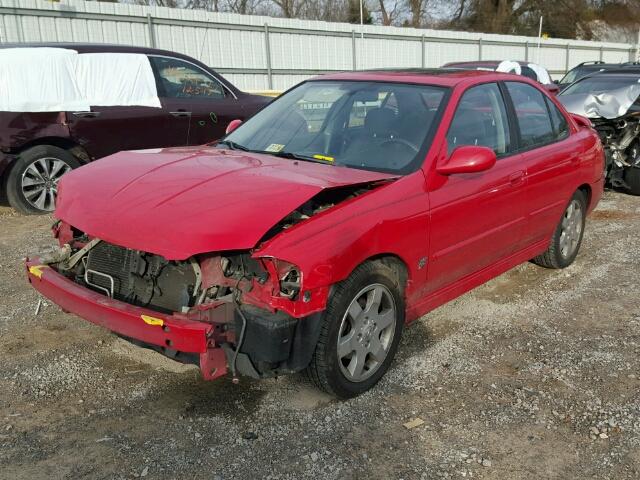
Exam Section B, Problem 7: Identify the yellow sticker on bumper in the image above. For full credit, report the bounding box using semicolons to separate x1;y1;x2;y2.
141;315;164;327
28;265;48;279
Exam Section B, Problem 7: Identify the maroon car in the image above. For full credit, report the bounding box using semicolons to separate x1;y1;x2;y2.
0;43;270;214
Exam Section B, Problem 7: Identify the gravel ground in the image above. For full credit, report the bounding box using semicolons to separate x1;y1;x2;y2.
0;190;639;480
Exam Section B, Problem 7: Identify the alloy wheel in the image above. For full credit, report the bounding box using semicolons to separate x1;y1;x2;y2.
21;157;71;212
559;199;583;258
337;283;397;382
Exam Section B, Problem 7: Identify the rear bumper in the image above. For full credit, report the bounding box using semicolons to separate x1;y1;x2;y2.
25;258;228;380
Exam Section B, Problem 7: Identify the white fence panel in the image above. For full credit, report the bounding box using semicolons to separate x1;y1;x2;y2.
0;0;637;91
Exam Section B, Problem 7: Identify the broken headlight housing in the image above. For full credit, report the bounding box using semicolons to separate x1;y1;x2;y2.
261;258;301;300
279;267;301;299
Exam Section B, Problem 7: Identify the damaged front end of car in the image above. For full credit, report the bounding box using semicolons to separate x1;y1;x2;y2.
560;82;640;193
591;115;640;189
25;178;388;383
26;224;327;382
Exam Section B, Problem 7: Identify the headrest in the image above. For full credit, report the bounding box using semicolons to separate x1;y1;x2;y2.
364;107;397;136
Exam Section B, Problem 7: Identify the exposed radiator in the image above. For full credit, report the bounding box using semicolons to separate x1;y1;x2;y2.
86;242;134;300
83;241;197;313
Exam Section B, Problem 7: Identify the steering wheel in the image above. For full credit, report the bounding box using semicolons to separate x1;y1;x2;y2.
380;138;420;153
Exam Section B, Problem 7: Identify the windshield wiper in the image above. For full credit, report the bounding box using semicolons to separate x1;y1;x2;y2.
217;142;334;164
217;140;250;151
269;151;334;164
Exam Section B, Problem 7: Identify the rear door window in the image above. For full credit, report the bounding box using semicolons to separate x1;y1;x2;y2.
446;83;511;156
545;98;570;141
149;56;225;99
505;82;555;149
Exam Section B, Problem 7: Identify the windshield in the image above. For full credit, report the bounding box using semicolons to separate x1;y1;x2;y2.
221;81;447;174
559;67;591;85
562;75;640;95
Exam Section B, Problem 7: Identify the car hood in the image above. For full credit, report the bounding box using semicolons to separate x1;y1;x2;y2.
55;146;396;260
559;83;640;119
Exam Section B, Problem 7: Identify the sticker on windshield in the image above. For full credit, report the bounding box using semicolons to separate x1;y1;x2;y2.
313;154;334;162
265;143;285;152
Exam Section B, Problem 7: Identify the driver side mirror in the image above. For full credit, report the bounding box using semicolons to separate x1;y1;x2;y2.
437;146;497;175
225;119;243;135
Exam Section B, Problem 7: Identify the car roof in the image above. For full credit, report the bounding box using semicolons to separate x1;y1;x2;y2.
312;68;536;87
572;62;640;71
444;60;535;67
591;68;640;75
582;70;640;78
0;42;201;64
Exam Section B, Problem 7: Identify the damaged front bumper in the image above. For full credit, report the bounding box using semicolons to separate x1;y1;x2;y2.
25;257;323;382
26;257;228;380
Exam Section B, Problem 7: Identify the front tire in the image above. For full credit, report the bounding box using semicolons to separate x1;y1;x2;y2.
533;190;587;269
304;261;404;398
6;145;79;215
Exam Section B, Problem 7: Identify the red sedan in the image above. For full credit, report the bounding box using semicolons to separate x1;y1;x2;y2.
26;70;604;398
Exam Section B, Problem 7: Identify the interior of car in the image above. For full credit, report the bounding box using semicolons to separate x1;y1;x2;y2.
224;81;447;174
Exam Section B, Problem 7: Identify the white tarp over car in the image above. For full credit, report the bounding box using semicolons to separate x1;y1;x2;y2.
0;48;160;112
0;48;87;112
495;60;552;84
496;60;522;76
526;63;552;84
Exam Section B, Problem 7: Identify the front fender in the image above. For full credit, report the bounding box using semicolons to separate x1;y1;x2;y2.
254;172;430;306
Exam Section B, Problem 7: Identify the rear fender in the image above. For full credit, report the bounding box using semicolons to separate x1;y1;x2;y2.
0;112;71;153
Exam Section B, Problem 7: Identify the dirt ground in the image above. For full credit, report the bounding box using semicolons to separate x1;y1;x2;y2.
0;190;639;480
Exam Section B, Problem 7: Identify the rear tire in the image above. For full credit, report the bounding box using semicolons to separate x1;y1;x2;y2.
304;260;404;398
533;190;587;269
6;145;79;215
624;167;640;196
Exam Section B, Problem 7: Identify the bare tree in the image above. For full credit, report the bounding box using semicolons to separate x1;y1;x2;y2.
225;0;267;14
406;0;428;27
272;0;308;17
184;0;220;11
376;0;403;25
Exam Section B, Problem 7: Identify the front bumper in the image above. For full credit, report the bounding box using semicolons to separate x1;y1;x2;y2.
25;258;228;380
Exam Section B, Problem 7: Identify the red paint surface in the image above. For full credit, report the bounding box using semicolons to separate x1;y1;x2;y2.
55;146;396;260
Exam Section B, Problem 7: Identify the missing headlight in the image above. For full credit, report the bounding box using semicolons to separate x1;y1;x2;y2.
279;268;301;299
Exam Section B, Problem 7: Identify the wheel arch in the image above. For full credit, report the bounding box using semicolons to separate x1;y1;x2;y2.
577;183;592;211
360;253;410;292
12;137;91;164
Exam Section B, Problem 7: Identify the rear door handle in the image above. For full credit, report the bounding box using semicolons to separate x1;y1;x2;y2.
72;111;100;118
509;171;525;185
169;111;192;118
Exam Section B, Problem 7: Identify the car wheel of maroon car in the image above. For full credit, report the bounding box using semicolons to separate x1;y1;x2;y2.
305;260;405;398
6;145;80;215
533;190;587;269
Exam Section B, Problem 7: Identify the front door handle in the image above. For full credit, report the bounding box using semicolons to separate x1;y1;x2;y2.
72;111;100;118
509;171;525;185
169;111;192;118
